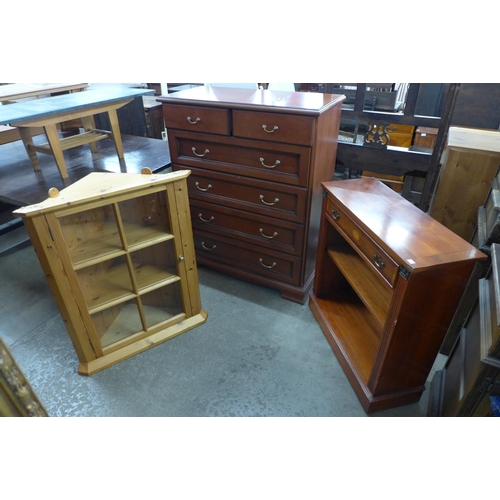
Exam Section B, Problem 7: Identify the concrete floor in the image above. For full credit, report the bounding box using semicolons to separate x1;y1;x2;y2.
0;223;444;417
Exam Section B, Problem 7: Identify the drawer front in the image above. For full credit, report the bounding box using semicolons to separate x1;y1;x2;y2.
169;130;311;187
193;229;302;285
232;110;315;146
190;200;305;256
162;103;230;135
180;166;308;223
326;196;399;287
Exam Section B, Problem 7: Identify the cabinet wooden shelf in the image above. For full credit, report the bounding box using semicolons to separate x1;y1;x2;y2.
310;178;486;412
14;169;207;375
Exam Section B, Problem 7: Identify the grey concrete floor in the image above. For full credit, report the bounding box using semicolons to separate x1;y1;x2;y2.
0;224;445;417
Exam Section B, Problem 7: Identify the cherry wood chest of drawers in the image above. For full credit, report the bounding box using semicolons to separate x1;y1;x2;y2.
309;178;487;412
158;87;344;303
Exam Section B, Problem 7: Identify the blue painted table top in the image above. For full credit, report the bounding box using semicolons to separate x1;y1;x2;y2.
0;87;155;126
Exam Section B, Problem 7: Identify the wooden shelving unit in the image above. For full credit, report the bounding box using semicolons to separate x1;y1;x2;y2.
14;169;207;375
309;178;486;412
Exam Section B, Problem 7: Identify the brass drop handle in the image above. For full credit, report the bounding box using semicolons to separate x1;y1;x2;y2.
259;258;276;269
187;116;200;124
201;242;217;251
374;253;386;269
331;209;340;220
198;213;214;223
262;125;278;133
260;195;280;206
192;147;209;157
259;157;281;169
195;182;212;192
259;228;278;239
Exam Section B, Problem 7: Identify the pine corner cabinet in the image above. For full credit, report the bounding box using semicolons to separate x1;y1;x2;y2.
14;169;207;375
158;87;345;304
309;177;487;413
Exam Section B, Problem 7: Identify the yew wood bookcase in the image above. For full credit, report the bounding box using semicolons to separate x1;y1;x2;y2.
14;169;207;375
309;178;486;412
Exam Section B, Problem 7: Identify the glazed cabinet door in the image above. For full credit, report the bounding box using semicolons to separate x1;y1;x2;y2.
49;186;189;352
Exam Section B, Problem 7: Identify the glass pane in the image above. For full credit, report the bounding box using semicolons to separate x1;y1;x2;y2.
76;255;134;311
140;281;184;330
130;240;179;292
59;204;123;267
93;298;144;347
119;191;171;248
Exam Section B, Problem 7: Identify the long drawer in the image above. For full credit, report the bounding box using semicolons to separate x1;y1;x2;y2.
168;130;311;187
163;104;230;135
190;199;305;256
193;229;302;285
179;165;308;223
232;110;315;146
325;196;399;288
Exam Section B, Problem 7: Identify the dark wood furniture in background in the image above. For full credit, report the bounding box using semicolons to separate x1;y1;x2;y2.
309;178;486;412
159;86;344;304
143;96;165;139
333;83;460;211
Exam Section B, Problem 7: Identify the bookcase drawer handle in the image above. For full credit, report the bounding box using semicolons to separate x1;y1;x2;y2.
195;182;212;192
259;157;281;169
374;253;386;269
187;116;200;124
259;258;276;269
201;242;217;251
192;147;209;157
262;125;278;133
198;213;214;223
259;228;278;239
260;195;279;206
331;209;341;220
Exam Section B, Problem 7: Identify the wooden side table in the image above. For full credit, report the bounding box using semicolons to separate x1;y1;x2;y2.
0;87;154;179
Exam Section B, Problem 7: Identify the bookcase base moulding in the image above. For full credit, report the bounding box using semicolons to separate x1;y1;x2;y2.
14;169;207;376
309;178;487;413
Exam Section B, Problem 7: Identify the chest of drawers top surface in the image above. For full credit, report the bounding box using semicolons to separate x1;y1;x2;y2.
157;87;345;115
323;178;486;271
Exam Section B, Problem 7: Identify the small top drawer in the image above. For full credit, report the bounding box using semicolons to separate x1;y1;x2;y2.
162;104;230;135
232;110;315;146
326;197;399;287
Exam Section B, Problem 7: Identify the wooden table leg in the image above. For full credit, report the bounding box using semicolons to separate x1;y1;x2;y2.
80;115;97;153
17;127;41;171
107;108;124;158
43;123;68;179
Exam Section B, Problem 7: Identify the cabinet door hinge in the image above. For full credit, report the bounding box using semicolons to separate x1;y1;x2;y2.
47;225;55;241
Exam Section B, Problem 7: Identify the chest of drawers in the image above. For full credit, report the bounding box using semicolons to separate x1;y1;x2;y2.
158;87;344;303
309;178;487;412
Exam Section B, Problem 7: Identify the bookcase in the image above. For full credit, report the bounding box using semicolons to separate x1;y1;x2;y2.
309;178;486;412
14;169;207;375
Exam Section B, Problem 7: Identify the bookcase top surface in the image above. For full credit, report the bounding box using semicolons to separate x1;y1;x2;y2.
13;170;190;217
322;177;487;270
